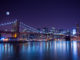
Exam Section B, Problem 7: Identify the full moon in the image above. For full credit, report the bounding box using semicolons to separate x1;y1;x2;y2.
6;11;10;15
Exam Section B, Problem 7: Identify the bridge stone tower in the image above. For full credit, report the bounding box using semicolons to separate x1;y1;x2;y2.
12;20;20;38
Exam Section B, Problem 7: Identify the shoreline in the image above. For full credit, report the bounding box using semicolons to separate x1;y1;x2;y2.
0;40;80;43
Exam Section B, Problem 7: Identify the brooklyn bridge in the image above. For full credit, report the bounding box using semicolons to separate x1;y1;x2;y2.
0;20;69;42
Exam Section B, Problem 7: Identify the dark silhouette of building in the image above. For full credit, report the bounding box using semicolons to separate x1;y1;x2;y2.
76;24;80;36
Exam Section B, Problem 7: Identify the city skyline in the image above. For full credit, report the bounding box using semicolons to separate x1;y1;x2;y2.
0;1;80;60
0;0;80;29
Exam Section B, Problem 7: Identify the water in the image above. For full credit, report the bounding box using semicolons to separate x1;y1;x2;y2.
0;41;80;60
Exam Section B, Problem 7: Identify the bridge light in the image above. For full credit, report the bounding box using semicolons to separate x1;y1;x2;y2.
13;33;17;38
3;38;8;41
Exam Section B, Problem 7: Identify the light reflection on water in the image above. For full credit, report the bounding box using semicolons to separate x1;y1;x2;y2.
0;41;80;60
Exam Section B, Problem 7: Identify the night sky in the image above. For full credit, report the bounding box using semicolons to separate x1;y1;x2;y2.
0;0;80;29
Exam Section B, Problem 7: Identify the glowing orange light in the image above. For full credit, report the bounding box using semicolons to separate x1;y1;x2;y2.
13;33;17;38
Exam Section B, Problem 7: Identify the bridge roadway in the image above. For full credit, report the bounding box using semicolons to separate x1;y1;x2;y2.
0;30;65;36
0;30;48;35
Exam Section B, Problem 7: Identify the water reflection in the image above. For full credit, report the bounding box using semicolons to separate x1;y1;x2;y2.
0;41;80;60
72;41;78;60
